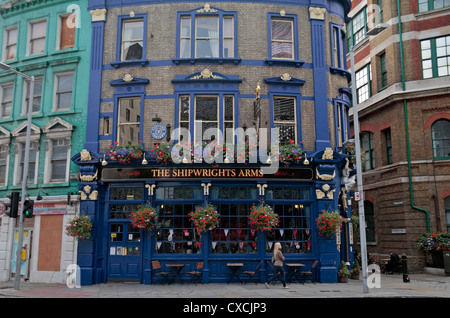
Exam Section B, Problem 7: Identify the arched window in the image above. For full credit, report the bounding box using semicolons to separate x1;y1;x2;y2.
431;119;450;159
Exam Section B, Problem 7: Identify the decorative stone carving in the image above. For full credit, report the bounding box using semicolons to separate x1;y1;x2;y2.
197;3;217;13
80;149;92;161
309;7;327;20
90;8;107;22
191;69;223;79
322;147;334;160
316;168;335;181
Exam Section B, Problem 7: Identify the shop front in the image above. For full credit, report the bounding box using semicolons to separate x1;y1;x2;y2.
72;150;352;285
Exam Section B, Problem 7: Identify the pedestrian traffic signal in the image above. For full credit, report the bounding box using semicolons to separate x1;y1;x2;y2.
5;192;19;218
23;199;34;218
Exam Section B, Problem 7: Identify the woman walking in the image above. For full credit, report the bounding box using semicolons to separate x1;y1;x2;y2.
265;242;289;289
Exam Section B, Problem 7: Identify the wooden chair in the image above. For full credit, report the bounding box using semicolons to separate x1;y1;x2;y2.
187;262;204;285
151;260;170;285
243;261;262;285
266;261;284;285
300;260;318;284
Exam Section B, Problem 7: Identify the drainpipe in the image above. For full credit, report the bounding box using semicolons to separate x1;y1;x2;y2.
397;0;430;232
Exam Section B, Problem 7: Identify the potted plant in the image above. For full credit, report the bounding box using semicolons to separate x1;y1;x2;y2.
345;144;366;168
107;142;144;164
130;204;158;231
66;215;92;240
248;201;279;231
351;259;361;279
316;210;343;237
338;260;350;283
189;204;220;233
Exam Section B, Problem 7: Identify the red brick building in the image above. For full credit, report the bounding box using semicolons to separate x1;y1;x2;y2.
346;0;450;271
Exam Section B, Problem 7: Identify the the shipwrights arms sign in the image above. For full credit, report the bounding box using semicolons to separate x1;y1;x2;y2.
102;166;314;181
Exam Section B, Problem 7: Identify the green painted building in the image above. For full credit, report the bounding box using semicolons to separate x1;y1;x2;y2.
0;0;91;283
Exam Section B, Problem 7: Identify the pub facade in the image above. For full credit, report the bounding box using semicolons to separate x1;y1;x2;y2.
74;0;354;285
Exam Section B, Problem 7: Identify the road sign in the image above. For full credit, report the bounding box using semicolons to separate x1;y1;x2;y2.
355;192;360;201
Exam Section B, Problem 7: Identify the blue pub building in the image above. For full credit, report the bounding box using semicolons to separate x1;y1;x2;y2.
73;0;354;285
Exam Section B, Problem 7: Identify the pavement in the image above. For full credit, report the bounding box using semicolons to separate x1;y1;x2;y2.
0;272;449;299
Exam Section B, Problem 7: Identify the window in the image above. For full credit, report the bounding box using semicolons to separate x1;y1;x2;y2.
421;36;450;79
0;145;8;186
273;97;297;144
23;77;43;114
154;186;203;254
271;18;293;59
384;128;393;164
335;101;350;149
178;95;234;144
49;139;69;182
17;142;38;184
0;83;13;118
418;0;450;12
176;6;238;62
377;0;384;23
58;14;76;50
210;186;258;254
347;8;367;48
380;53;387;89
431;119;450;158
361;132;374;171
265;187;312;254
356;64;372;103
121;19;144;61
3;26;18;61
118;97;141;145
364;201;375;242
28;19;46;56
54;73;73;111
331;24;347;69
445;197;450;233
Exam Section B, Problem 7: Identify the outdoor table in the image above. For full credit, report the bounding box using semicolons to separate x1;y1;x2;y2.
286;263;305;284
227;263;244;284
167;264;185;284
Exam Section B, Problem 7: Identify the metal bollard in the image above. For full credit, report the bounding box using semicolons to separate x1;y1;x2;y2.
402;254;410;283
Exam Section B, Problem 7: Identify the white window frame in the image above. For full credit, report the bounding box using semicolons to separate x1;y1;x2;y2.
53;72;74;112
273;96;297;144
3;25;18;61
43;117;72;184
22;76;43;115
27;18;47;57
0;126;11;187
0;83;14;119
56;13;76;51
12;122;41;185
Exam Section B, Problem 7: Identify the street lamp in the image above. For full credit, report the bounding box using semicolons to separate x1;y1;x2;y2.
0;62;34;290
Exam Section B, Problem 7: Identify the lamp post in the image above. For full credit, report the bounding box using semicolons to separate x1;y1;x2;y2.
0;62;34;290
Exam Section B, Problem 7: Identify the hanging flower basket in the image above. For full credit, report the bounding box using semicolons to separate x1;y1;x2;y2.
248;201;279;231
130;204;158;231
107;142;144;164
316;210;343;237
189;204;220;233
66;215;92;240
416;232;450;252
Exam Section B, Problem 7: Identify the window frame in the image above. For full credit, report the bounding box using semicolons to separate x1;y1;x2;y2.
3;25;18;61
174;6;240;65
361;131;375;171
56;13;77;51
111;14;148;68
420;36;450;79
418;0;450;12
355;64;372;103
117;96;142;146
27;18;47;57
0;82;14;119
330;23;347;70
272;96;298;145
53;72;74;112
431;119;450;159
347;8;367;49
22;76;44;115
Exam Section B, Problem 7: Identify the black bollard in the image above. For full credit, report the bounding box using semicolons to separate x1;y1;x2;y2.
402;254;410;283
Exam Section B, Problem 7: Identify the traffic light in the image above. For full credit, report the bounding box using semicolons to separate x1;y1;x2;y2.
23;199;34;218
5;192;19;218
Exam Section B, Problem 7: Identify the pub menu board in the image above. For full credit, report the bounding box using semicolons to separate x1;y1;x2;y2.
101;166;314;181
